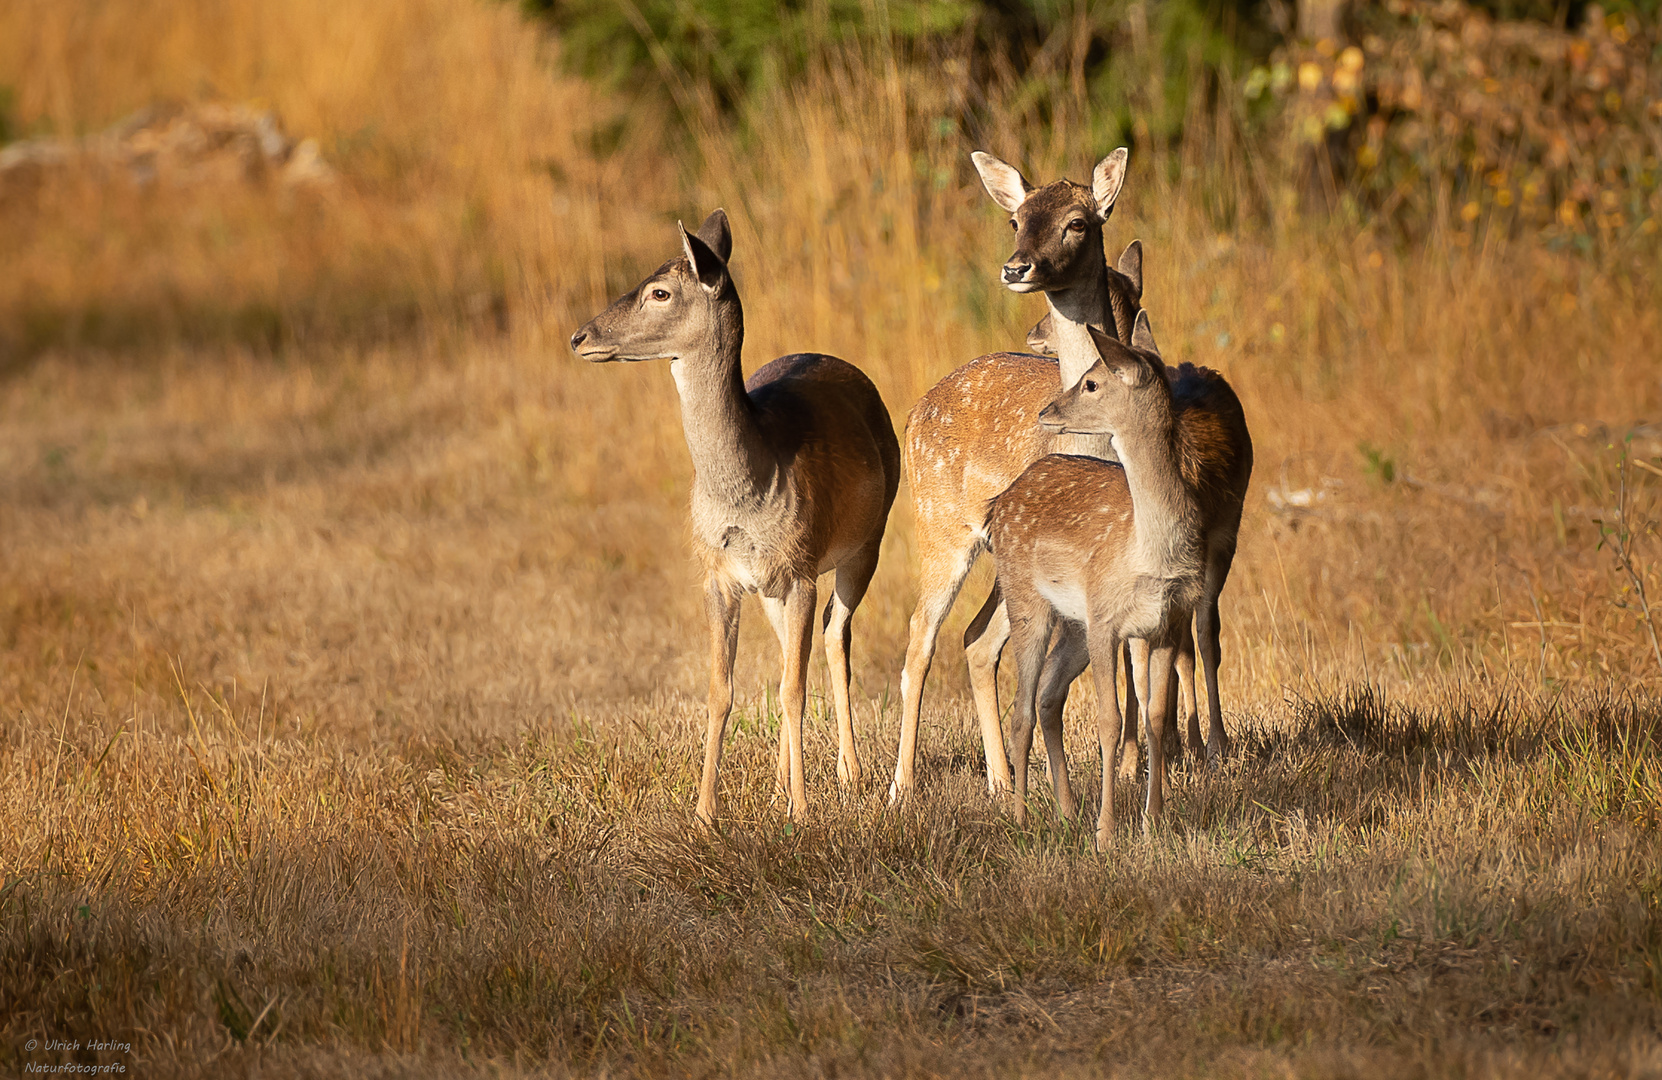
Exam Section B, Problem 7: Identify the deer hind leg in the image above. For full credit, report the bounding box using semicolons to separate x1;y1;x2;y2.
697;578;743;825
762;581;818;820
1085;623;1124;851
759;596;791;799
1175;617;1201;764
823;544;881;793
1200;541;1236;764
1142;635;1179;833
1036;623;1090;821
891;538;977;800
1004;597;1053;828
963;584;1014;796
1120;640;1146;780
1124;639;1182;771
1124;638;1180;776
1197;595;1229;764
1162;645;1183;764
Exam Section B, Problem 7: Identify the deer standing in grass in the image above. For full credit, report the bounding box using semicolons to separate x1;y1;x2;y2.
891;149;1252;805
989;315;1204;847
889;149;1141;800
570;210;900;823
1020;266;1252;776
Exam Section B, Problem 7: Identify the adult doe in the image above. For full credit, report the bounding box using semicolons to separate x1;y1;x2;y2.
570;210;900;823
889;149;1140;800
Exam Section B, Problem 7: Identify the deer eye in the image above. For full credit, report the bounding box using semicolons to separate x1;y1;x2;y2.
1009;219;1018;231
649;288;671;301
1066;219;1086;233
1083;379;1098;393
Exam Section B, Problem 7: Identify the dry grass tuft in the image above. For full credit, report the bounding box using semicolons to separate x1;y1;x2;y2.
3;0;1662;1076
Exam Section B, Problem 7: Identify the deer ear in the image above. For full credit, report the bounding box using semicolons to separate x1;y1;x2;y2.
1131;309;1160;356
971;151;1032;213
1088;323;1145;385
679;221;727;293
1092;147;1129;219
1026;312;1056;356
1116;239;1143;300
695;208;733;265
1085;323;1118;363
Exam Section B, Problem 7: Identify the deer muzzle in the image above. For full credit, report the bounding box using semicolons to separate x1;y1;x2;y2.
569;324;619;362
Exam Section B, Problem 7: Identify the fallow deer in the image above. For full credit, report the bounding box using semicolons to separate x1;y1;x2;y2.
1021;268;1252;769
888;149;1140;800
570;210;900;823
989;315;1204;848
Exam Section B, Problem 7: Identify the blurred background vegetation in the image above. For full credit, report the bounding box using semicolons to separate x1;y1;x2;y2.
0;0;1657;363
527;0;1662;237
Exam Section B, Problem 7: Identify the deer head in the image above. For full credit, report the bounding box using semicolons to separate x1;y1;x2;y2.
970;148;1128;294
1037;312;1165;437
1025;239;1144;354
570;209;737;363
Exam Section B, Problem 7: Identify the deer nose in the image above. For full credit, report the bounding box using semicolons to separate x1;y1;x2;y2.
1003;262;1031;283
569;328;588;351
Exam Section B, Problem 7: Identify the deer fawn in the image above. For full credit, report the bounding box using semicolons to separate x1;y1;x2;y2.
570;210;900;823
889;149;1141;800
988;315;1204;848
1022;265;1252;770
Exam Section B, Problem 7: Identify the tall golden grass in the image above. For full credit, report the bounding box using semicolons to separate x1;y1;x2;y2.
2;0;1661;1075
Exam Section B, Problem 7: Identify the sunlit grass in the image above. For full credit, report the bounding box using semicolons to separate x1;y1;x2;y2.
2;0;1661;1075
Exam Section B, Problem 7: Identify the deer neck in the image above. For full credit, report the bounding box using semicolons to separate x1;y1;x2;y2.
1047;315;1117;461
668;294;777;511
1114;402;1202;577
1050;317;1198;572
1044;254;1118;388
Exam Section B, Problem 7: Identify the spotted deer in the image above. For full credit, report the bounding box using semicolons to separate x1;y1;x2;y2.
570;210;901;823
888;149;1141;800
988;315;1204;847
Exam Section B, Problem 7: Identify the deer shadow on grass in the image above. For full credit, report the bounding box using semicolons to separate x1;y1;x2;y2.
1179;684;1662;836
997;683;1662;844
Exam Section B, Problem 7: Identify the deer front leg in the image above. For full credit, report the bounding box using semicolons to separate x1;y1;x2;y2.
697;578;743;825
963;585;1014;796
760;595;792;803
775;713;791;799
1085;624;1124;851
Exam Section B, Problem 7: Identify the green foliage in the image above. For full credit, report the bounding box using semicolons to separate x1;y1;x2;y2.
526;0;978;107
1470;0;1662;23
1359;442;1396;485
527;0;1285;127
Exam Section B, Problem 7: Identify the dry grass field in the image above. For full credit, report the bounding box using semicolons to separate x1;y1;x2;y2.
3;0;1662;1076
